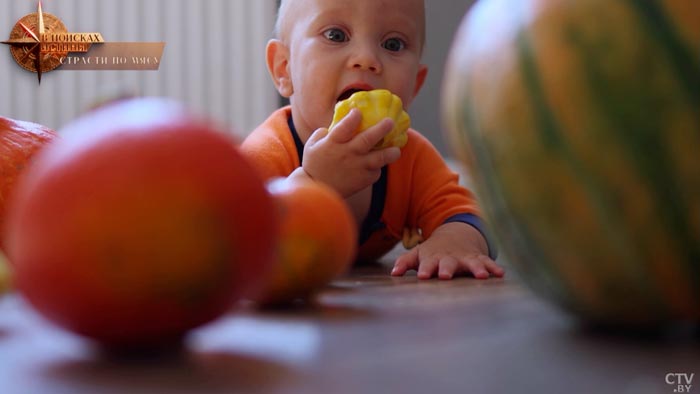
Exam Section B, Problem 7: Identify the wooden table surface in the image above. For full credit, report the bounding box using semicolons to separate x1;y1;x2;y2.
1;250;698;394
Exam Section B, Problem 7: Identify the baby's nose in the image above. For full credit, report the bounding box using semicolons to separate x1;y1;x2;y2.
353;62;380;73
350;44;382;73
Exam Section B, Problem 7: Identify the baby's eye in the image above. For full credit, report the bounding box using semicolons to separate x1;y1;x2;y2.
323;28;347;43
382;37;405;52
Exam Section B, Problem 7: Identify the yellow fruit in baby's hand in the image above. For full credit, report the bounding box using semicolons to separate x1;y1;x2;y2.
329;89;410;149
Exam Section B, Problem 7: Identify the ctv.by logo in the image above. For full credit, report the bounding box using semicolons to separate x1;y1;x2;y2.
666;373;695;393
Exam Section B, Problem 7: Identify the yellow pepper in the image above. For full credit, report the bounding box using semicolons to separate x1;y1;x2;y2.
329;89;410;149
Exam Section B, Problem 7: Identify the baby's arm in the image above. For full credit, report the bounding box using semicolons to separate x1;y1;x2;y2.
299;109;401;197
392;221;505;280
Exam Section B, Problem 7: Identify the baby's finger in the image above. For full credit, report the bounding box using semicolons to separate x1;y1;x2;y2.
328;108;362;143
364;146;401;170
437;256;459;280
391;247;419;276
462;256;492;280
416;257;439;280
483;257;505;277
353;118;394;152
306;126;329;146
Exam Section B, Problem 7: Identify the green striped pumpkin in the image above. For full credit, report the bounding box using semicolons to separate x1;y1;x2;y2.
442;0;700;327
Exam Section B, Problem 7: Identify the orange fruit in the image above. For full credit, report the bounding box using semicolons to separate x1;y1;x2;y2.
4;98;278;348
0;116;57;251
254;178;357;306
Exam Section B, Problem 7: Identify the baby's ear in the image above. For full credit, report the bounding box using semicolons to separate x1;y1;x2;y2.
266;39;293;97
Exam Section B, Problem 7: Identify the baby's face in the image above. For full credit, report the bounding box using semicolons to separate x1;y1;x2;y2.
279;0;426;139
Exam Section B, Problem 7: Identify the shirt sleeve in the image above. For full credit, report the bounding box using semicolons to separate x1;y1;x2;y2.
405;131;481;237
239;107;300;181
383;130;495;257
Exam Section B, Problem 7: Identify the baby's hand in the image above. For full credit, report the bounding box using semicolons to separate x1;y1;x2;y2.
391;222;505;280
302;108;401;197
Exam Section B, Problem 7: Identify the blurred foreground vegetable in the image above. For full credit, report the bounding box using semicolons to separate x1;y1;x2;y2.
4;98;278;348
442;0;700;328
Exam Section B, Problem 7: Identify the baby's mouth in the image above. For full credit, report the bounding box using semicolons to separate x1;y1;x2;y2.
337;88;367;102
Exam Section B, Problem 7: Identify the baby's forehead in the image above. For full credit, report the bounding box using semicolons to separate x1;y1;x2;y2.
276;0;426;43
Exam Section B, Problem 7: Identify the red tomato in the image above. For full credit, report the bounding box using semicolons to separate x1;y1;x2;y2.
4;98;278;348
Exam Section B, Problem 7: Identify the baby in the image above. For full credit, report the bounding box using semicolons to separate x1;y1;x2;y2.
241;0;504;280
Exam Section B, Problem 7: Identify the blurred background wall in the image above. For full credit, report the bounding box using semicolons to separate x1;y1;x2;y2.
415;0;475;155
0;0;278;138
0;0;474;153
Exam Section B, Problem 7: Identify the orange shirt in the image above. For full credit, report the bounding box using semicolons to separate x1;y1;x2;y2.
241;107;492;261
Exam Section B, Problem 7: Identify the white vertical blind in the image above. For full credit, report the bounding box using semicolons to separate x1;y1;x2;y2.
0;0;278;138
